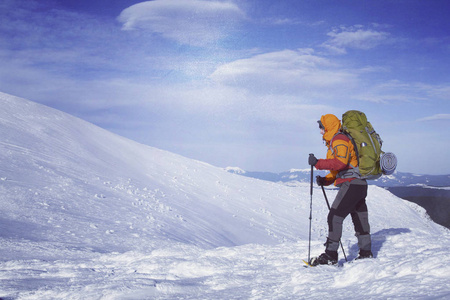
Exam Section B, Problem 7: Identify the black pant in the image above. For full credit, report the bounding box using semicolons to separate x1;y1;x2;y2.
326;179;371;252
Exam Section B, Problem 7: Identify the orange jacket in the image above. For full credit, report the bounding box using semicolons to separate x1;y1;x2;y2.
315;114;358;186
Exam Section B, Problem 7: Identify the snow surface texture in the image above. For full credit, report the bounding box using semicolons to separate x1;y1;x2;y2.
0;92;449;299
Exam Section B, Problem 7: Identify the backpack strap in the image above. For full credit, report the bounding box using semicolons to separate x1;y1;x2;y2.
337;167;362;179
329;131;354;160
328;132;341;156
330;131;362;179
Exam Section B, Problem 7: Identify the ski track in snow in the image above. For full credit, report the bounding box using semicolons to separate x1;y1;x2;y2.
0;92;449;299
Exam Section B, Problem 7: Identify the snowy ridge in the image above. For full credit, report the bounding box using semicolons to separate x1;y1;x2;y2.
0;92;449;299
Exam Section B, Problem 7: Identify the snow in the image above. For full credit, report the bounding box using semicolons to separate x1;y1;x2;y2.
224;166;246;174
409;183;450;190
0;91;449;299
288;168;310;173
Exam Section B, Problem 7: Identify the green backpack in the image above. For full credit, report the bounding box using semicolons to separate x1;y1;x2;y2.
339;110;384;180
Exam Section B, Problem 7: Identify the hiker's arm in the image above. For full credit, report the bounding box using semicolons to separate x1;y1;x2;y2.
315;140;350;171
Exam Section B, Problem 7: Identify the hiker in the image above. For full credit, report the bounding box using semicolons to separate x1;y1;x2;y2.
308;114;373;266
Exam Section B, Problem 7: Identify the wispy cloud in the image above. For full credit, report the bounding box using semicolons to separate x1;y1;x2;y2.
117;0;245;46
322;25;390;54
261;17;304;26
352;80;450;104
417;114;450;122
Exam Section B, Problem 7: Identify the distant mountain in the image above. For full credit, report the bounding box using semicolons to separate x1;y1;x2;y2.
225;167;450;187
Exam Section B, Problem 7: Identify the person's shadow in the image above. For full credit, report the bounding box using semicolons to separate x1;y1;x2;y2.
341;228;411;263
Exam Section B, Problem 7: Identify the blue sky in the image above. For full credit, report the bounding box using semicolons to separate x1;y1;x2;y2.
1;0;449;175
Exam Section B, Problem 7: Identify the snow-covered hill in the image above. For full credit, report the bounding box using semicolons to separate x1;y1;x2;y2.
0;92;449;299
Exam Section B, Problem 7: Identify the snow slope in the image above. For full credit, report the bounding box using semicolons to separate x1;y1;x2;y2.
0;92;449;299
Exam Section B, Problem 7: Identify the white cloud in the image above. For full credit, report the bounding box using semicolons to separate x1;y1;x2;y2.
209;48;357;93
322;26;390;54
417;114;450;122
261;17;303;26
117;0;245;46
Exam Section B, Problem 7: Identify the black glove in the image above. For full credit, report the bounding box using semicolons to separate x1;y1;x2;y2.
308;154;318;166
316;176;327;186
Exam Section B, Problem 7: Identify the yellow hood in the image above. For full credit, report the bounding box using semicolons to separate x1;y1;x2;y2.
320;114;341;143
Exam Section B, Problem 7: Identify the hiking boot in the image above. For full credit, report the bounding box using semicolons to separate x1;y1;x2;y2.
309;250;338;266
355;250;373;260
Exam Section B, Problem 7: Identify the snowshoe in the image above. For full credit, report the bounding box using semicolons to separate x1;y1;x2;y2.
309;250;338;266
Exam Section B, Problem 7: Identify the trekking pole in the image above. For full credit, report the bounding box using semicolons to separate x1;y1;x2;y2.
320;185;348;262
307;154;314;263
